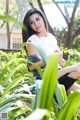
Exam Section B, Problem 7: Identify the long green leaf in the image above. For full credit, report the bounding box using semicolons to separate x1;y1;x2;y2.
55;84;67;109
39;54;58;110
2;64;26;84
25;109;49;120
9;105;32;120
0;58;27;82
19;42;49;64
4;105;32;113
27;60;43;78
29;42;49;64
0;15;26;30
20;42;58;117
58;91;80;120
0;76;28;102
19;42;48;78
0;93;33;111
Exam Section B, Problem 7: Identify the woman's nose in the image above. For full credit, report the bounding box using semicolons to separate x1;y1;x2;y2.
34;22;38;26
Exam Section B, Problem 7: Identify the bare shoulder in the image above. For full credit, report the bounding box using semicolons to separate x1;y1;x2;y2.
27;43;37;55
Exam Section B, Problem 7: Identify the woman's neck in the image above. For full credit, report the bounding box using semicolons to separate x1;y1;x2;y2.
36;31;48;37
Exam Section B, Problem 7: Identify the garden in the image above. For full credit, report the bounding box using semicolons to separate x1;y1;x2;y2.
0;44;80;120
0;0;80;119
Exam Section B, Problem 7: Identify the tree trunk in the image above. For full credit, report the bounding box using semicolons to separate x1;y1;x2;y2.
37;0;55;35
53;0;79;48
5;0;10;49
28;0;34;8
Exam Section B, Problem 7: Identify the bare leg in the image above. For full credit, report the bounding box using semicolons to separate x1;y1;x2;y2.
67;83;80;93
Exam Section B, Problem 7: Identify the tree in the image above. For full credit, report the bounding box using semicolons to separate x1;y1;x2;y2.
37;0;55;35
0;0;29;49
5;0;10;49
29;0;80;50
53;0;80;49
72;11;80;51
1;0;80;51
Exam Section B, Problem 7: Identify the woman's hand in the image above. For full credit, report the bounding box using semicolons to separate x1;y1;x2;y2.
54;50;66;67
54;50;63;61
59;58;66;67
48;50;66;67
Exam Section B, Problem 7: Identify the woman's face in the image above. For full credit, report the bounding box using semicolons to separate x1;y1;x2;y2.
29;13;46;33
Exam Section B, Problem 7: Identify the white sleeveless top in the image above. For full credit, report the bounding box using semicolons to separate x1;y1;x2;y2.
27;33;62;69
27;33;60;58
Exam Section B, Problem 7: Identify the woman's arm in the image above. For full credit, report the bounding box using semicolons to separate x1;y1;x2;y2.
27;44;80;77
27;44;45;71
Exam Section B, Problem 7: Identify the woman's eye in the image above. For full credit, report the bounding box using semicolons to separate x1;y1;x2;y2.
30;22;33;25
36;18;39;21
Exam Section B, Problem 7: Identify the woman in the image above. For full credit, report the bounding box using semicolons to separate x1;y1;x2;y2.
22;8;80;93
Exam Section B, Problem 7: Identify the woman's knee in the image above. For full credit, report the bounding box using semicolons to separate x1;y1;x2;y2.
67;83;80;93
67;71;80;79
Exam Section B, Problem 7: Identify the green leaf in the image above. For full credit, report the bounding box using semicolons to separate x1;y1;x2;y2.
55;84;67;109
58;91;80;120
2;63;26;84
0;58;27;82
0;76;28;102
39;54;58;111
27;60;43;78
0;94;33;111
25;109;49;120
0;15;26;30
9;105;32;120
19;42;49;64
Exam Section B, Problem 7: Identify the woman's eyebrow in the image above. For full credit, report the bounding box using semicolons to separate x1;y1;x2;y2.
35;16;40;19
29;16;39;22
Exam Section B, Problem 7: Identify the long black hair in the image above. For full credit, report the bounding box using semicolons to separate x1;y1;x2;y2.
22;8;48;43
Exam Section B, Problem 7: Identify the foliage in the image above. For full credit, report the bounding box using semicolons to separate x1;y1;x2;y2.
74;10;80;30
61;47;80;66
0;1;80;119
0;0;80;50
72;37;80;52
23;42;80;120
0;50;35;119
53;10;80;51
0;15;26;30
73;11;80;52
0;43;80;119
